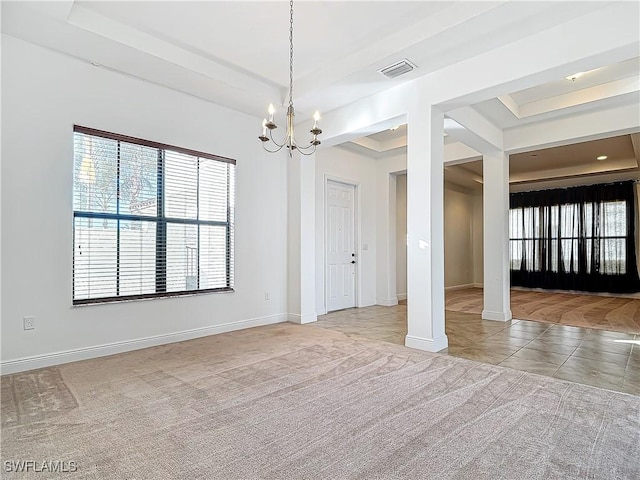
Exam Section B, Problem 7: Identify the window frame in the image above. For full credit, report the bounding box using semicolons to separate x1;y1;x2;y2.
72;125;236;305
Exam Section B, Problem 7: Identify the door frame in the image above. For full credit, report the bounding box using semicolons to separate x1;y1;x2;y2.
324;175;361;314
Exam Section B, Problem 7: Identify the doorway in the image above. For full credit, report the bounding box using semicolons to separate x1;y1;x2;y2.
326;180;357;312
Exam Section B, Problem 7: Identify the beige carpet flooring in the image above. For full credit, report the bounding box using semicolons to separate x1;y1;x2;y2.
446;287;640;334
2;323;639;479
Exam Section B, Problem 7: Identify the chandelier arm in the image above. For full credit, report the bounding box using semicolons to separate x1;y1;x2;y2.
295;143;316;152
267;128;287;149
262;142;286;154
297;146;317;156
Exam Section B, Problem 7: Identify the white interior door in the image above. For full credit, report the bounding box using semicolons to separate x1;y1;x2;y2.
326;180;356;312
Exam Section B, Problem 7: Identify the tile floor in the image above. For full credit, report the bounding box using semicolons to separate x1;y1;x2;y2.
315;304;639;395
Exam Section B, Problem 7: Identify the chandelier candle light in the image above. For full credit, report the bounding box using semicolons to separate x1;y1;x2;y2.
258;0;322;155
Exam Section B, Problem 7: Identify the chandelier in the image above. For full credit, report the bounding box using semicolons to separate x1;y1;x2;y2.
258;0;322;155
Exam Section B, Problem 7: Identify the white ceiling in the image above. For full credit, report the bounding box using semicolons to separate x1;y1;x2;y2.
347;55;639;156
472;57;640;130
357;43;640;191
78;1;448;88
444;134;640;192
3;0;638;182
509;58;639;105
1;0;611;121
368;125;407;144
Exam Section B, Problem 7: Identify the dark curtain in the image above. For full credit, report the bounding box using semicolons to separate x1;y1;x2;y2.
510;181;640;293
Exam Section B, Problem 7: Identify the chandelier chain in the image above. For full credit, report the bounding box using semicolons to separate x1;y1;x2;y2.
289;0;294;108
258;0;321;156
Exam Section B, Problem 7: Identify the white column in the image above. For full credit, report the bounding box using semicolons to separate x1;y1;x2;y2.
287;151;317;324
482;151;512;321
405;101;448;352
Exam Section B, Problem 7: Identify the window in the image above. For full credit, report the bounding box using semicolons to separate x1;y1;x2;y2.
509;206;540;271
510;202;628;275
508;182;640;293
73;126;235;304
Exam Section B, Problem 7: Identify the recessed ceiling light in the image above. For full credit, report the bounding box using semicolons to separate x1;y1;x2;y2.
565;72;585;81
596;155;608;161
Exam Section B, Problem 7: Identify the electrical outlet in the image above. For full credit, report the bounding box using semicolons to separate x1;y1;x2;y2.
265;291;270;300
23;316;35;331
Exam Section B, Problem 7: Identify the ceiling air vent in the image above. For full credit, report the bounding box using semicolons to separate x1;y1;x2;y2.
378;59;417;79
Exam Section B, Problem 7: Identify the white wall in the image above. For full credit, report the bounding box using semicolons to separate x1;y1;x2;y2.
472;190;484;285
316;145;483;305
314;146;378;314
395;174;407;299
1;36;289;371
314;147;409;312
444;184;475;288
395;177;482;292
376;153;407;306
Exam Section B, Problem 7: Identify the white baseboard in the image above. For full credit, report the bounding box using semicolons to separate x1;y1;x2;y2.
377;298;399;307
357;301;376;308
397;293;407;301
0;314;289;375
288;313;318;324
445;283;475;291
481;309;513;322
405;334;448;353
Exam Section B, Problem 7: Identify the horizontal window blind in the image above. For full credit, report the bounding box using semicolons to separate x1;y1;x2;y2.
73;126;235;304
